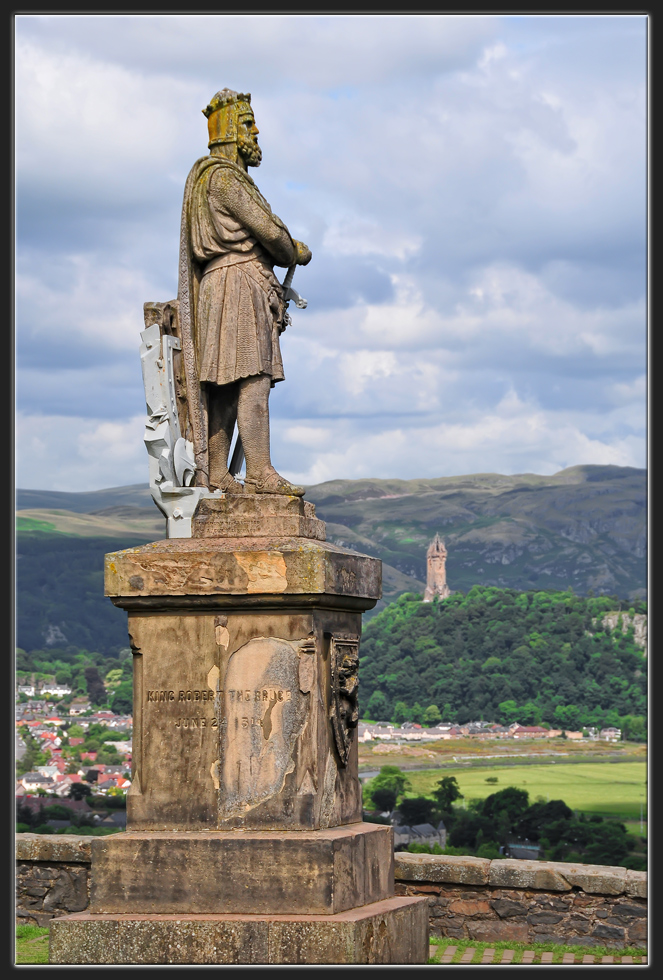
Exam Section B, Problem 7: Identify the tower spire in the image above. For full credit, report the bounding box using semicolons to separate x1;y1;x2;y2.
423;534;451;602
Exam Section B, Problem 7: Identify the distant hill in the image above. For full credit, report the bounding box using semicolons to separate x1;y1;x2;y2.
15;465;646;654
307;464;646;604
16;484;154;513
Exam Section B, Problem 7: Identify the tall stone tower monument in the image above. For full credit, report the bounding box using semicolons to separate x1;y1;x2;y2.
423;534;451;602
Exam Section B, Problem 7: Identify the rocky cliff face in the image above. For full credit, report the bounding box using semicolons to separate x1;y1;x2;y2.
598;612;647;653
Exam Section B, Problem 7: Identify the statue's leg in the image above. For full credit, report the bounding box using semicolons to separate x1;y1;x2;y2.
238;374;304;496
207;382;244;492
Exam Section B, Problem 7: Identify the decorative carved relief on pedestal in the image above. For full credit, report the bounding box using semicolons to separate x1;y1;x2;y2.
329;635;360;767
219;635;314;819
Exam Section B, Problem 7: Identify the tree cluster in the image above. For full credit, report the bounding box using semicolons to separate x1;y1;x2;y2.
360;587;646;732
362;768;641;869
16;648;133;715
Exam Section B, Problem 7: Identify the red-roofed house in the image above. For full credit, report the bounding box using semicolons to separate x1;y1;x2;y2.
80;751;97;762
510;725;549;738
39;732;62;747
69;737;84;747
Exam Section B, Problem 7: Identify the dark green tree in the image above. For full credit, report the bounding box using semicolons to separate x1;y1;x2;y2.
365;690;389;721
84;666;106;705
364;766;411;808
398;797;437;826
391;702;411;725
516;800;573;841
423;704;442;726
111;680;133;714
432;776;463;813
481;787;530;824
371;787;397;812
69;782;92;800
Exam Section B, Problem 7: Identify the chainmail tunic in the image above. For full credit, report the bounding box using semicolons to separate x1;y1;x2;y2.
188;158;297;386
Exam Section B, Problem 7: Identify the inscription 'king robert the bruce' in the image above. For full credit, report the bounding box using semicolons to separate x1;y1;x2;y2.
147;688;292;703
147;689;216;702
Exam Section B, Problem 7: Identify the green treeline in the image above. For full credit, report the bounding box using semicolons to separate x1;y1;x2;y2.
16;647;133;716
360;587;647;733
363;769;644;870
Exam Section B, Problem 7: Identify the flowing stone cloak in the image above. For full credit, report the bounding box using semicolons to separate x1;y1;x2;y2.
178;156;297;483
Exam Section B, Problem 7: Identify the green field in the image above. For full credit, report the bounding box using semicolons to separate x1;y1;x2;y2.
16;515;59;533
404;760;647;823
15;925;49;964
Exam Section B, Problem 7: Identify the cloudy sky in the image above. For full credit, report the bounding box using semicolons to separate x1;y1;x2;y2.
15;13;647;492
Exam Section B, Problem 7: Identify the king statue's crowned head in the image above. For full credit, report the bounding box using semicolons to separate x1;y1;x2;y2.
203;88;262;167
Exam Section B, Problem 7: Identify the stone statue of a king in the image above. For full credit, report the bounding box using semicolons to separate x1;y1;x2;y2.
178;88;311;496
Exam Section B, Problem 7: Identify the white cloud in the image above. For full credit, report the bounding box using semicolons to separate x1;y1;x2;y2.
14;14;647;491
322;218;422;260
280;397;645;487
15;37;197;196
16;255;156;354
16;412;147;491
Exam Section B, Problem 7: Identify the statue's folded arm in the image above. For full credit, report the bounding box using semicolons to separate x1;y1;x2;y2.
209;168;297;267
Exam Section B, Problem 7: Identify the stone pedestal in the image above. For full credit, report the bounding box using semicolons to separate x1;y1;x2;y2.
50;495;428;963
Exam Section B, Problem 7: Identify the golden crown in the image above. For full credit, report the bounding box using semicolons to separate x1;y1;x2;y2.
203;89;254;147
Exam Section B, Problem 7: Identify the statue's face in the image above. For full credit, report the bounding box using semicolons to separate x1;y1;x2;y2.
237;113;262;167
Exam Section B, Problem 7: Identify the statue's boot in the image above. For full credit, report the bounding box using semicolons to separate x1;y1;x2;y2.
244;471;305;496
212;470;245;494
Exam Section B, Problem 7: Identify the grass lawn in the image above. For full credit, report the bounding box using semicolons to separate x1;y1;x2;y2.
404;760;647;821
15;925;49;964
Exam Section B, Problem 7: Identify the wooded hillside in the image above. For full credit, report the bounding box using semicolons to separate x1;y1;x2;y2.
360;587;647;733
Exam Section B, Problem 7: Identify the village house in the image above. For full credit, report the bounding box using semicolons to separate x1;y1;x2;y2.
39;684;72;698
97;776;131;794
103;740;132;756
393;820;447;850
35;765;60;779
600;727;622;741
68;698;91;716
509;725;549;739
19;772;55;792
51;774;84;797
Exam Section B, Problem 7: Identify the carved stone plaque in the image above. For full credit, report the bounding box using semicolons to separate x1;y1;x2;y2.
329;635;360;767
219;636;311;819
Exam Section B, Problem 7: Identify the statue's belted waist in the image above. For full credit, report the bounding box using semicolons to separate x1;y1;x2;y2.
202;250;283;300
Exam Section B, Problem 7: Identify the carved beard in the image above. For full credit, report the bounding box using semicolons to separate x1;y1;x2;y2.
238;135;262;167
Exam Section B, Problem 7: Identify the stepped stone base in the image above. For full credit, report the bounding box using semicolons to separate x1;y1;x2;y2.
89;824;394;915
49;897;429;964
193;494;326;541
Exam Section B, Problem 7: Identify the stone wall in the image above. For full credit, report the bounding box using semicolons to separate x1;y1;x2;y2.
395;853;647;949
16;835;91;927
16;835;647;950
